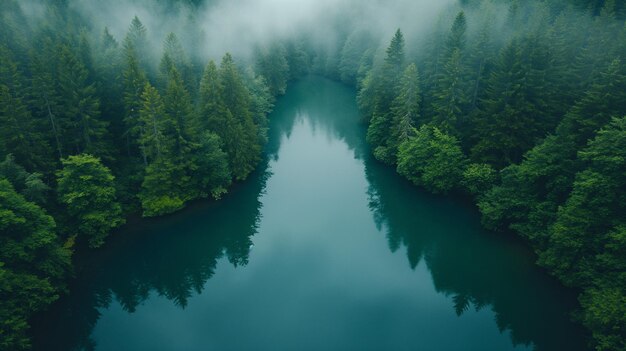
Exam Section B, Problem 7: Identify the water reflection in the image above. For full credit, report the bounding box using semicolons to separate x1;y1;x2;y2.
31;161;269;351
31;76;587;351
364;160;587;351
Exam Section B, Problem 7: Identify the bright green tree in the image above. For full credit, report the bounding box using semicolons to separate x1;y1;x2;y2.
397;125;467;193
57;154;124;248
0;179;71;350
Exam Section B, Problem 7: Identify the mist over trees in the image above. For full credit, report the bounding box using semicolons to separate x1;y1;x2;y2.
0;0;625;350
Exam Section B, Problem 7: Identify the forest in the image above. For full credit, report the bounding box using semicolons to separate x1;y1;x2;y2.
0;0;624;350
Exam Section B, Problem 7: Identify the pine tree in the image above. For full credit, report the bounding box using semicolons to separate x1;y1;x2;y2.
339;30;374;85
255;43;289;96
159;33;195;94
220;54;261;180
0;47;51;171
364;29;407;164
431;49;468;133
138;83;170;162
123;16;150;75
29;37;65;160
57;45;109;158
431;12;469;134
122;41;149;163
96;28;125;157
388;63;421;160
470;40;535;167
198;60;228;135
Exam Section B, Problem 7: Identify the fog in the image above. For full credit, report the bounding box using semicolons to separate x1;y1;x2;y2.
60;0;457;61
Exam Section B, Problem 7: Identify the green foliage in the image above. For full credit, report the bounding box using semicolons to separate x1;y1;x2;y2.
355;9;625;346
339;30;374;85
219;54;262;180
0;155;49;206
139;157;185;217
57;45;109;158
255;43;290;96
364;30;408;164
397;125;467;193
192;133;231;199
539;117;626;285
470;40;538;167
0;179;71;350
580;287;626;351
430;12;470;133
0;6;277;347
57;154;124;248
461;163;496;196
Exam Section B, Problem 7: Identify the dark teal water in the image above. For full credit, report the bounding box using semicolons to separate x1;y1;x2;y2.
31;76;588;351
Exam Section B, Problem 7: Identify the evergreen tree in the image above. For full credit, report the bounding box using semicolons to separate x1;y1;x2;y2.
96;28;125;159
122;39;149;164
29;37;65;161
431;49;468;133
140;156;185;217
431;12;469;133
198;60;227;135
138;83;170;162
364;29;406;164
159;33;195;94
191;132;231;200
255;43;289;96
220;54;261;180
339;30;374;85
285;39;310;80
244;68;273;145
391;64;421;142
0;155;49;206
57;45;109;158
471;40;537;167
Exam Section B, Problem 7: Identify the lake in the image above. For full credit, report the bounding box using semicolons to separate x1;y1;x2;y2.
31;76;587;351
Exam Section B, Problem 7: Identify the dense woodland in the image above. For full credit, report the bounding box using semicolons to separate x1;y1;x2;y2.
0;0;625;350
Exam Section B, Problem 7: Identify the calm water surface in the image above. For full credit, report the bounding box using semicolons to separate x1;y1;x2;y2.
32;76;587;351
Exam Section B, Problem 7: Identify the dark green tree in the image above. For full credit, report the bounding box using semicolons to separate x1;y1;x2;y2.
365;29;407;164
57;45;109;158
255;43;290;96
220;54;261;180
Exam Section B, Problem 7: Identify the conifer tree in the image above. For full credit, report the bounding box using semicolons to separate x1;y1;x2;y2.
138;83;170;162
57;45;109;158
220;54;261;180
365;29;406;164
122;41;149;163
470;40;536;167
431;12;469;134
391;64;421;145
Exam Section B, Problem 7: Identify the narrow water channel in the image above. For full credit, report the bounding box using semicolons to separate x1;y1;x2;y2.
32;76;587;351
